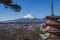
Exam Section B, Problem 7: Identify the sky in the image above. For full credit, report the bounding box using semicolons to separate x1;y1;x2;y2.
0;0;60;21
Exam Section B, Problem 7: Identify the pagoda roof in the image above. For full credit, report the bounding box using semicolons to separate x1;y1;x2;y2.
46;22;60;26
46;32;60;37
47;35;59;40
45;28;60;32
46;15;60;19
45;29;60;37
46;22;60;30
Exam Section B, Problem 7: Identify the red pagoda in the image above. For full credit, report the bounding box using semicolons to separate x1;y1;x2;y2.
40;0;60;40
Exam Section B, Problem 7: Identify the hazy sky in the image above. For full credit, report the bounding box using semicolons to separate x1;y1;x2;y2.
0;0;60;21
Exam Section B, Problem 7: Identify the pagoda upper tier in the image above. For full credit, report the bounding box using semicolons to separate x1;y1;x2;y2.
46;14;60;19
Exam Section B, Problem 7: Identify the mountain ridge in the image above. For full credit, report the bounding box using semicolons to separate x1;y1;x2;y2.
0;18;45;24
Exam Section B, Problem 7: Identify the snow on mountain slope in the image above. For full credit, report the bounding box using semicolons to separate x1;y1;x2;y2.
23;14;34;18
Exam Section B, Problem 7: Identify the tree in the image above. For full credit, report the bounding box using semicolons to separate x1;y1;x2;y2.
0;0;21;12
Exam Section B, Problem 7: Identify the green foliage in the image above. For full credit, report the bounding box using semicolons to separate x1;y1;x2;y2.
0;0;21;12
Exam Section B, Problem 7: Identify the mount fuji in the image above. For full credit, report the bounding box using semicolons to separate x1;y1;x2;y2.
0;14;45;24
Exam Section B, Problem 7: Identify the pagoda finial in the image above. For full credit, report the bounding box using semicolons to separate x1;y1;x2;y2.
51;0;54;16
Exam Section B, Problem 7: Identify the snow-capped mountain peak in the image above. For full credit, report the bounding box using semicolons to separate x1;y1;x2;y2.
23;14;34;18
